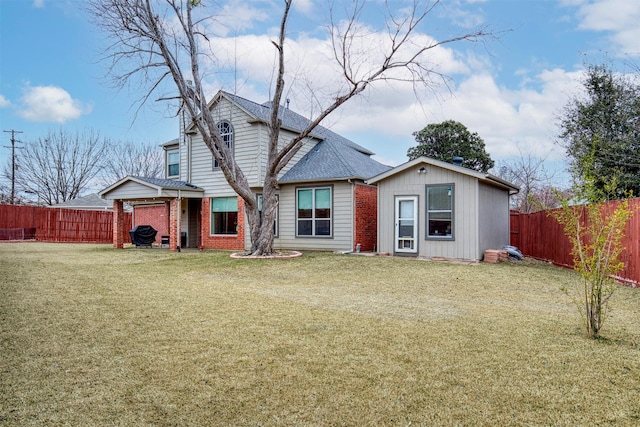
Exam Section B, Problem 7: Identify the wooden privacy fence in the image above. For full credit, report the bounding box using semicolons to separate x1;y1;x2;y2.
0;204;132;244
510;198;640;286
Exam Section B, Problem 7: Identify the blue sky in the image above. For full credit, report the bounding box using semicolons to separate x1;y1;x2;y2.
1;0;639;191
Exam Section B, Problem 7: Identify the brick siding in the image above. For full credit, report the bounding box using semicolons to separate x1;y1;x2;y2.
133;204;169;239
200;197;246;251
353;183;378;252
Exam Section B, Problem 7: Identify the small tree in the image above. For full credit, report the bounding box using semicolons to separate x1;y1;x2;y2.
407;120;494;172
495;149;562;213
551;149;633;338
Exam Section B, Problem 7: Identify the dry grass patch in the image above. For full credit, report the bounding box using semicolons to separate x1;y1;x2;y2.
1;243;640;426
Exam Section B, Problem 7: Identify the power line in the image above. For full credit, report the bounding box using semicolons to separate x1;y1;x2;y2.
3;129;24;205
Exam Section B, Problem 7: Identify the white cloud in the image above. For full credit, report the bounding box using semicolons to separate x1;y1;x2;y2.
0;95;10;107
18;85;91;123
195;1;589;177
32;0;44;8
571;0;640;55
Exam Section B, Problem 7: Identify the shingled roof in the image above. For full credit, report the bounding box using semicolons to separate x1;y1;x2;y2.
219;92;391;182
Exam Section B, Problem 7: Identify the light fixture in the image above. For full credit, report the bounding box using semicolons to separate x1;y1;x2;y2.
417;166;426;174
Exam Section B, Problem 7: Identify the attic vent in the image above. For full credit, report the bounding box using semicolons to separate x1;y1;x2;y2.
452;157;464;167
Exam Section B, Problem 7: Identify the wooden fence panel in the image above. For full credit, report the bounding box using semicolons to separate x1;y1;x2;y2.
511;199;640;286
0;204;131;244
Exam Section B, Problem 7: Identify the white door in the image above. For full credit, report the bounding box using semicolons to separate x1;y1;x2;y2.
395;196;418;254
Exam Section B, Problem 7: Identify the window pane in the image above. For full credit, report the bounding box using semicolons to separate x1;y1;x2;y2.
429;211;452;220
212;211;238;235
315;207;331;219
429;220;451;236
428;186;452;210
399;200;414;219
168;164;179;176
315;220;331;236
399;220;414;237
298;189;312;209
315;188;331;209
298;220;312;235
211;197;238;212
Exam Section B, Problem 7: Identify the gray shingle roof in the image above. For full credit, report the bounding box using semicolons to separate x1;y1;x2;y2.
131;176;203;190
221;91;390;182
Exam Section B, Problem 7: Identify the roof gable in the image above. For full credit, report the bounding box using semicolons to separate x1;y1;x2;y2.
188;90;389;183
99;176;204;200
367;157;519;193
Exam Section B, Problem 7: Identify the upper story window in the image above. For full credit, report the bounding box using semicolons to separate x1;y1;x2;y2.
426;184;454;239
297;187;332;237
213;121;234;169
167;149;179;178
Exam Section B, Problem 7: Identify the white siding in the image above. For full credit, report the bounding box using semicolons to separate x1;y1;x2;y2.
187;98;262;195
377;164;481;260
104;181;160;199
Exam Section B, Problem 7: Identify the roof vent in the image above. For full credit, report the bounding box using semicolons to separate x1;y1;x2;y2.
452;157;464;167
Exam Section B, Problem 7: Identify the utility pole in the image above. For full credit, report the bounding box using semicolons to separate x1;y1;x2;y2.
3;129;24;204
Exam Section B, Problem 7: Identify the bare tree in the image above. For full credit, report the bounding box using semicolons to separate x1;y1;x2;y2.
101;140;164;187
15;129;110;206
496;149;560;213
88;0;495;255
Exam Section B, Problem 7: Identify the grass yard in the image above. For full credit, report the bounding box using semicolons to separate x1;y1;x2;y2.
1;243;639;426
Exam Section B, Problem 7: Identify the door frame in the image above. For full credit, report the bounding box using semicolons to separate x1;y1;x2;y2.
394;195;418;254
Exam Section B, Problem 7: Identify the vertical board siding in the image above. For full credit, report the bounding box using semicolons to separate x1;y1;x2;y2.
478;183;511;254
377;165;481;260
0;205;132;244
510;198;640;286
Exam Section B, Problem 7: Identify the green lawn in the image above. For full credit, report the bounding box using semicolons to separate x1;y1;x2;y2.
1;243;639;426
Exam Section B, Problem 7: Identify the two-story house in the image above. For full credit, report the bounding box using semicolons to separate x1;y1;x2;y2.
100;90;391;252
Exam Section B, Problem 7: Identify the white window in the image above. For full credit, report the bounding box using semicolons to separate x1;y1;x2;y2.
167;149;179;178
213;121;234;169
211;197;238;235
296;187;332;237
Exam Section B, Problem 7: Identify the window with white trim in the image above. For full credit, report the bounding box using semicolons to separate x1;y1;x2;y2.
167;149;179;178
213;121;234;169
210;196;238;235
297;187;332;237
426;184;454;239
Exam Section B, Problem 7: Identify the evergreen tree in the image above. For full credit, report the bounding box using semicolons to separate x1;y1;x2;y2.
559;64;640;198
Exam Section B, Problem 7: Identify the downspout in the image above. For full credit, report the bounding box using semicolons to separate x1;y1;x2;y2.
349;179;355;252
177;189;182;251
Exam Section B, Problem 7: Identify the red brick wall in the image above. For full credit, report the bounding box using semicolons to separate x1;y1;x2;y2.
200;196;246;251
133;204;169;239
353;183;378;252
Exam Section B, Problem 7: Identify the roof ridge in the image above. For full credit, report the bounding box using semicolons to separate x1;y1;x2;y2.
324;138;357;177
